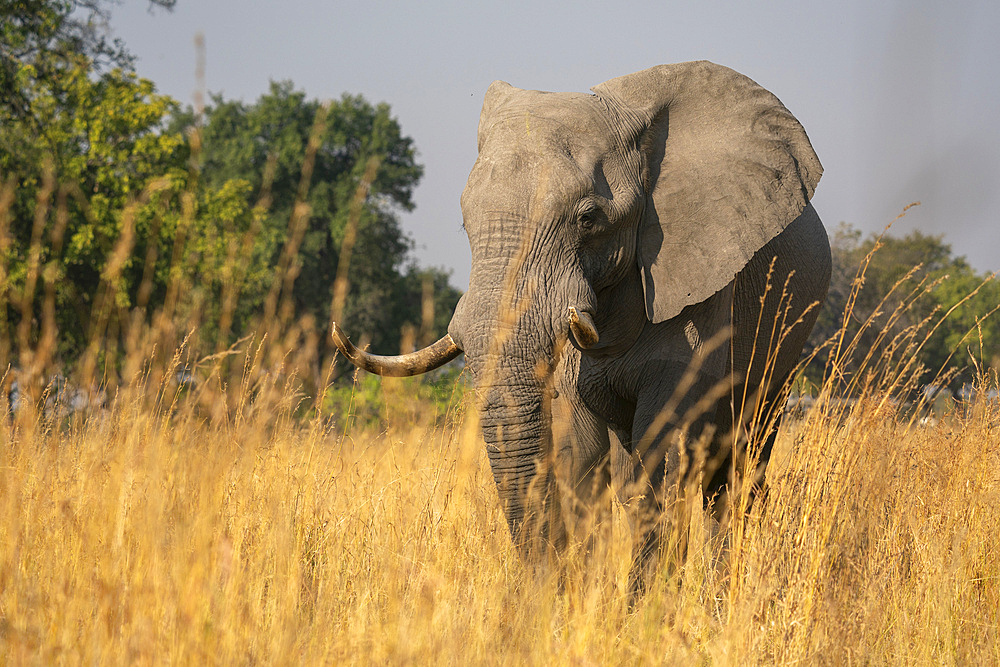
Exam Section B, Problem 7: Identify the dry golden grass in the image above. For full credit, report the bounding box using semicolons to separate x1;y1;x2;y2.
3;132;998;662
2;364;998;664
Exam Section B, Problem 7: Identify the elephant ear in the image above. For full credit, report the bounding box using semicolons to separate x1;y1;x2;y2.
592;61;822;323
477;80;515;152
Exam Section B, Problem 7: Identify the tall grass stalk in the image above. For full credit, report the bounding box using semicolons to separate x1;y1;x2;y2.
2;134;997;662
2;346;998;663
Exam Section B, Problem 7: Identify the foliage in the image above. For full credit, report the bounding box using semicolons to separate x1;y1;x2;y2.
805;221;1000;391
1;0;230;369
2;57;161;357
0;49;269;369
323;366;469;431
1;0;174;118
172;83;461;356
1;0;460;381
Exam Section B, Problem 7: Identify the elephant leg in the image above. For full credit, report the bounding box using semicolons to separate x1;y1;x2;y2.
620;359;735;598
551;358;613;549
607;425;660;601
615;403;675;599
609;426;634;500
704;375;789;525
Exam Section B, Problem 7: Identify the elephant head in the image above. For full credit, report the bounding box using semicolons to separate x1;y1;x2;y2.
332;61;822;553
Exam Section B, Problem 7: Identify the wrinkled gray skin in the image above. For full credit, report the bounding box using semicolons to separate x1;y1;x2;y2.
342;62;831;582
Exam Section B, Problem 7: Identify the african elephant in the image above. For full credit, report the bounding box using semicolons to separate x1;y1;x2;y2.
333;61;831;579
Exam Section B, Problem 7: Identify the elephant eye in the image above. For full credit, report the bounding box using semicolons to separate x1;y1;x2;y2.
577;208;597;229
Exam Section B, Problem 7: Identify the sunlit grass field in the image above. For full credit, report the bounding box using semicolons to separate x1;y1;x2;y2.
2;153;998;662
2;359;998;664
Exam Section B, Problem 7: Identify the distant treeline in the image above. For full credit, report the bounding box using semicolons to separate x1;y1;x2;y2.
804;221;999;392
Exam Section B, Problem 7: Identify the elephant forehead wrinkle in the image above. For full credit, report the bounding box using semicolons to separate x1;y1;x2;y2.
490;102;604;133
487;98;614;148
469;157;590;218
494;128;609;167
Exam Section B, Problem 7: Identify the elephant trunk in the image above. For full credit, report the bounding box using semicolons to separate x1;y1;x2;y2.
445;251;580;554
478;377;563;554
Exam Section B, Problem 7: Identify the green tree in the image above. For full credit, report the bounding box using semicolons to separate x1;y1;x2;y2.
179;82;459;355
2;1;461;384
1;0;264;370
807;222;1000;392
1;0;174;118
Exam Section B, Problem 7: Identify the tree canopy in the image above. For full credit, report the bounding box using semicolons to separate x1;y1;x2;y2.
2;0;195;366
1;0;459;384
1;0;175;118
805;222;1000;393
172;83;457;355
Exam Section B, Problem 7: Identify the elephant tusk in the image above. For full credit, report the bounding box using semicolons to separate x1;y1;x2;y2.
331;322;462;377
567;307;600;349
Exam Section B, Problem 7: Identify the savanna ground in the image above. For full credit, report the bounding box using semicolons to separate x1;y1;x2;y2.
2;173;999;662
2;354;998;665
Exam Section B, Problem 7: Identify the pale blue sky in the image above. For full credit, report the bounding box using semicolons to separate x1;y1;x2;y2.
111;0;1000;288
